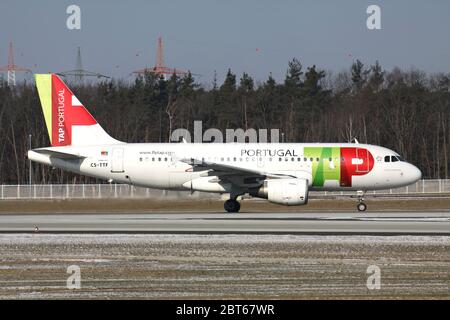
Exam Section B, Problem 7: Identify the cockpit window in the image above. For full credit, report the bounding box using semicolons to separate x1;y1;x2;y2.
385;155;405;162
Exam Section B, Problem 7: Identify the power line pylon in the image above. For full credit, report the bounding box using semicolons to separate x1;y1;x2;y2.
58;47;110;85
133;37;188;78
0;42;31;86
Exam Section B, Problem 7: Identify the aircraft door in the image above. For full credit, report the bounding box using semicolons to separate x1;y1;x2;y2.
111;148;125;173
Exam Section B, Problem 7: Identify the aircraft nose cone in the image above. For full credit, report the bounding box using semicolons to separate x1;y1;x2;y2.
409;164;422;183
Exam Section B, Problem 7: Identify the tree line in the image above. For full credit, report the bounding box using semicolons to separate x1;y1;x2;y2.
0;58;449;184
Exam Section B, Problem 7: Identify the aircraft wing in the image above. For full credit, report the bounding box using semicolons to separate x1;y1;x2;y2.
180;157;297;179
31;148;86;160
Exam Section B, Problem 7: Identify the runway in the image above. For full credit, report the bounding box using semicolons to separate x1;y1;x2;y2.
1;211;449;234
1;212;449;298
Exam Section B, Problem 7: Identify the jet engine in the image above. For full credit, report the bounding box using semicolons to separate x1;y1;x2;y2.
250;178;309;205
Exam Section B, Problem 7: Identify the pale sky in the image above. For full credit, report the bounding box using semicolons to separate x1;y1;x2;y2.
1;0;449;85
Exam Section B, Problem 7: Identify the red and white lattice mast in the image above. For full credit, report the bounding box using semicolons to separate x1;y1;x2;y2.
0;42;31;86
133;37;187;78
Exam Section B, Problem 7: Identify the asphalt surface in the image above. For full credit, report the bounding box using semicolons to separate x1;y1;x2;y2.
1;211;449;234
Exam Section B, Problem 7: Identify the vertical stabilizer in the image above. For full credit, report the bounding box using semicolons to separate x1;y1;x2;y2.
34;74;121;146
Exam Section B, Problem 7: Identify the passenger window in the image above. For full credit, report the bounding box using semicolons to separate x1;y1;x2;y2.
384;156;390;162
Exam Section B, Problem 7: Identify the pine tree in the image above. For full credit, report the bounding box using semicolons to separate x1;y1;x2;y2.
303;65;325;96
368;60;384;92
220;68;236;92
351;59;369;92
284;58;303;88
239;72;254;93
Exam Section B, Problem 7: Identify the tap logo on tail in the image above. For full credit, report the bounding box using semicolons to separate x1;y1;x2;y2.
35;74;97;146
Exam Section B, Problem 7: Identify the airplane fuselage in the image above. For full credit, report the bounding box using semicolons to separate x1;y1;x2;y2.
29;142;422;193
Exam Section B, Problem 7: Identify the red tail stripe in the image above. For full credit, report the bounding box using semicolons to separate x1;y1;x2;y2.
51;75;97;146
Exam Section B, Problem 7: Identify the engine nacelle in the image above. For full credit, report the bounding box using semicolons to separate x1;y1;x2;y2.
251;178;309;205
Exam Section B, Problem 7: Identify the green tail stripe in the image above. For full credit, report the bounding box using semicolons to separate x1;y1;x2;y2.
35;74;52;144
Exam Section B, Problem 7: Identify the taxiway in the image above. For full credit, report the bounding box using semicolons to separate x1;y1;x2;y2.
0;211;449;234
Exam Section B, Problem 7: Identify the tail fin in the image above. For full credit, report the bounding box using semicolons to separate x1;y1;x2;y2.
34;74;121;146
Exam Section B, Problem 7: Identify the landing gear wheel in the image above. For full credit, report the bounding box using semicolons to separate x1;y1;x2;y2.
357;202;367;212
224;199;241;213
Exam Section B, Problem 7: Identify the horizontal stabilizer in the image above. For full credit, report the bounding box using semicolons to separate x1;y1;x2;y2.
30;148;86;160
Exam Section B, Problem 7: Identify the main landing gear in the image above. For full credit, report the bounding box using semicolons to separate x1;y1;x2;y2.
224;199;241;213
356;190;367;212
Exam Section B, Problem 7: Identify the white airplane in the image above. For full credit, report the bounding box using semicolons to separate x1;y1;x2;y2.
28;74;422;212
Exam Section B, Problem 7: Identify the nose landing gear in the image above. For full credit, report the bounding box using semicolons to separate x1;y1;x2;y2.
357;201;367;212
356;190;367;212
